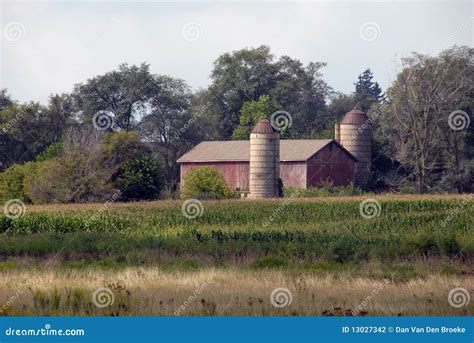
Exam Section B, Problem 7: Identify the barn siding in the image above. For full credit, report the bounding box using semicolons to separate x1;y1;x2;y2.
181;161;307;190
306;142;355;187
280;162;306;188
181;162;250;190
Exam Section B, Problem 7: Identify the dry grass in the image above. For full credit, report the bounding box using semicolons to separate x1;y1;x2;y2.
0;267;472;316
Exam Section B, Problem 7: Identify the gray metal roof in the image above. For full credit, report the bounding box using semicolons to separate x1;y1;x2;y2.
177;139;351;163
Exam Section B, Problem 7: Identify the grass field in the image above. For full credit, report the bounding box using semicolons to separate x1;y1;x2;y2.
0;194;472;316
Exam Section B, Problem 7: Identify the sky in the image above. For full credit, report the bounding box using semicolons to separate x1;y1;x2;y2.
1;0;472;105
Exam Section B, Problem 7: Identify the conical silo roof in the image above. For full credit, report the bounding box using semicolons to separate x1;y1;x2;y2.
340;108;369;125
251;118;278;134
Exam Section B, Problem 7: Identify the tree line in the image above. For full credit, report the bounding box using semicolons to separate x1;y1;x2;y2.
0;45;472;203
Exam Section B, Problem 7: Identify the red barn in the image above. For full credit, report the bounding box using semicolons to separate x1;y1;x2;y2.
177;139;356;190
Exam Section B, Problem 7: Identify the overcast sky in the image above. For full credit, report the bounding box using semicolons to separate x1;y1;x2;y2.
1;0;472;104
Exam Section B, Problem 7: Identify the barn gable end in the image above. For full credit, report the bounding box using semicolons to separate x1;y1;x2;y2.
306;141;356;188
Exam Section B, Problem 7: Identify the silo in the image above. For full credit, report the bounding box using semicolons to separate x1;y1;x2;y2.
249;119;280;198
337;108;372;188
334;123;341;142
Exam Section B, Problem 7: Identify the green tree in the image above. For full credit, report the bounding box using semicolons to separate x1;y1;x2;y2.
271;58;331;137
378;46;473;193
354;69;383;112
36;142;64;162
232;95;281;139
25;127;115;203
73;63;154;131
103;131;150;181
0;89;13;111
0;94;73;172
117;155;163;201
316;93;356;138
0;162;37;203
207;46;330;138
140;76;203;191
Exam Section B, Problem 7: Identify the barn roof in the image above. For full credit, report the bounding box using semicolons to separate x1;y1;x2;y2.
177;139;356;163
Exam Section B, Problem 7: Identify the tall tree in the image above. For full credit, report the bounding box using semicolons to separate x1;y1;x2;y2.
354;69;383;112
207;46;278;137
232;95;281;139
316;92;356;138
378;46;473;193
73;63;154;131
139;75;200;190
0;89;13;112
207;46;330;138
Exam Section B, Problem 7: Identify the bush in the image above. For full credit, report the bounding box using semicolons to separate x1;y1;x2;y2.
103;131;150;175
181;166;235;199
283;182;364;197
24;157;115;204
116;155;163;201
36;142;63;162
0;162;37;203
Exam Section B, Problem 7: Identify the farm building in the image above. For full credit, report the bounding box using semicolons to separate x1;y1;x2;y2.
177;137;357;191
178;108;371;196
178;109;373;195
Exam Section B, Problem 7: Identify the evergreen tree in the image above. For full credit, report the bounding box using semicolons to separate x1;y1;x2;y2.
354;69;383;112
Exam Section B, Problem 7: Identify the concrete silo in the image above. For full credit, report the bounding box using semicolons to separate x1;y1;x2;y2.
335;108;372;188
249;119;280;198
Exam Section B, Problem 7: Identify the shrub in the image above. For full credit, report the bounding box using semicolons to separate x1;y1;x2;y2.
283;182;364;197
103;131;150;175
116;155;163;201
0;162;37;203
181;166;235;199
36;142;63;162
24;156;115;204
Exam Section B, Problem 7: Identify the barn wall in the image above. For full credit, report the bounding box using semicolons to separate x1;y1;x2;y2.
280;162;307;188
180;145;353;191
180;161;308;190
306;142;355;188
181;162;250;190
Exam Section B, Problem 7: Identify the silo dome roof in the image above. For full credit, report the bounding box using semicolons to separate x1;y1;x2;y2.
251;118;278;133
340;108;369;125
